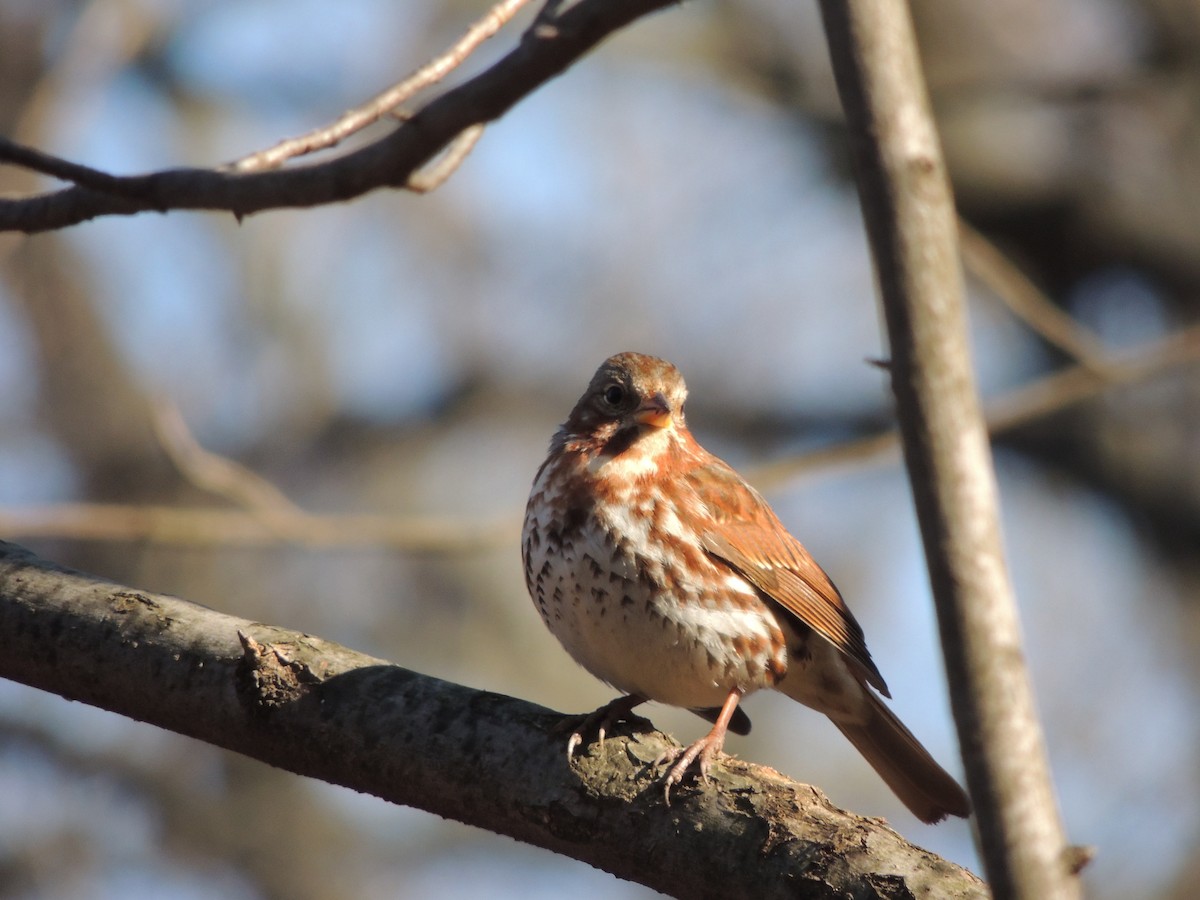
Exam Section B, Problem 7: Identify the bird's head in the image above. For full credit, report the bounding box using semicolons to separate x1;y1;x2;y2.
561;352;690;458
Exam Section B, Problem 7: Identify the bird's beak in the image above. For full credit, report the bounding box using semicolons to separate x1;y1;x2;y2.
634;393;673;429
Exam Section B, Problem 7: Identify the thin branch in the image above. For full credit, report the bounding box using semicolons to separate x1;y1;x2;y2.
0;541;985;899
0;138;157;200
227;0;534;173
983;321;1200;431
959;219;1111;373
817;2;1080;898
150;398;305;519
405;123;486;193
0;504;516;553
0;0;676;232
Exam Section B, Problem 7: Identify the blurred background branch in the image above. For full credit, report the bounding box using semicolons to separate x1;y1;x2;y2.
958;219;1112;373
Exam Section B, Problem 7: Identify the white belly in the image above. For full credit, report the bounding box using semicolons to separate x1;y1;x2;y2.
523;478;787;707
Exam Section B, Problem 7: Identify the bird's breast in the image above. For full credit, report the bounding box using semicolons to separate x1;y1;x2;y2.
522;456;789;707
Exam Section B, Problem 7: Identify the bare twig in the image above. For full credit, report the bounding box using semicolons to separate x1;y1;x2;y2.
817;2;1080;898
983;321;1200;433
405;123;486;193
0;504;516;552
0;138;157;199
748;431;901;491
227;0;534;173
151;399;305;519
0;0;676;232
959;219;1111;373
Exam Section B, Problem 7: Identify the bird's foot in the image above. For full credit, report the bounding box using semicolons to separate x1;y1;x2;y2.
558;694;650;760
655;731;728;804
654;688;742;803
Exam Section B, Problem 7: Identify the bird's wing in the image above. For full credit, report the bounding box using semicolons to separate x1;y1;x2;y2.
685;460;890;696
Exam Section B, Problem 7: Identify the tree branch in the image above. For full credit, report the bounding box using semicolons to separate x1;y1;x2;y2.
817;2;1080;898
0;541;983;898
0;503;518;551
226;0;533;173
0;0;675;233
958;219;1110;373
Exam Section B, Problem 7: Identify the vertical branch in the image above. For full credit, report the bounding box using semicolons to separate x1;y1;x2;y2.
815;3;1079;899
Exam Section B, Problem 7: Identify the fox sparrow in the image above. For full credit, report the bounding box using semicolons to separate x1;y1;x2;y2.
522;352;970;823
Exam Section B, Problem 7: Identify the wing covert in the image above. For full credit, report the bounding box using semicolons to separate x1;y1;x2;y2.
684;461;890;695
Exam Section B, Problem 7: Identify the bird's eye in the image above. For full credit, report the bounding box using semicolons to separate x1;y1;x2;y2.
602;384;626;407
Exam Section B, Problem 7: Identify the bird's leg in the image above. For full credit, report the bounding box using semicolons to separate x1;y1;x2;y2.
559;693;650;759
659;688;744;803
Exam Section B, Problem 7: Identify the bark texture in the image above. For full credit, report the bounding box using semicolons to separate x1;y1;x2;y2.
0;541;984;899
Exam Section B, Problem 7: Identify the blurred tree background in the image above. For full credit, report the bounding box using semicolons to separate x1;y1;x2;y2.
1;0;1199;897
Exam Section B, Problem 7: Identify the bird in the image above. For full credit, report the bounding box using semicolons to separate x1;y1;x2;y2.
521;351;971;823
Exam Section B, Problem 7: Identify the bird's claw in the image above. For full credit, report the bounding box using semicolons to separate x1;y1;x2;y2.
559;695;649;761
655;737;722;804
559;695;729;805
565;730;583;760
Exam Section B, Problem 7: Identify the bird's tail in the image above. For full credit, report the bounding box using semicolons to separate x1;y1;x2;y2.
832;691;971;824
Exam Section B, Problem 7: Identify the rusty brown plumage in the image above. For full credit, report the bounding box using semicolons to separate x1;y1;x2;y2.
522;351;970;822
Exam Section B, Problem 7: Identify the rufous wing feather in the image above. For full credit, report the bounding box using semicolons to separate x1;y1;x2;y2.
685;461;889;695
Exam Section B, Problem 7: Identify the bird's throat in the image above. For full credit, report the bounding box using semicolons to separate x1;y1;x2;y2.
586;427;670;480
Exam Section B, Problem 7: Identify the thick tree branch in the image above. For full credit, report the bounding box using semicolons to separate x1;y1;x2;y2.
817;2;1079;899
0;0;674;233
0;541;983;898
